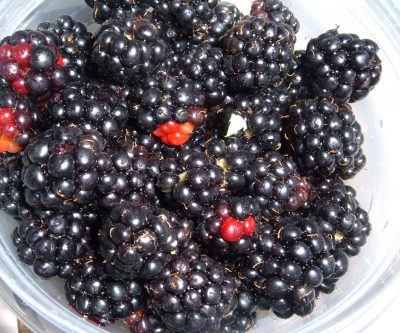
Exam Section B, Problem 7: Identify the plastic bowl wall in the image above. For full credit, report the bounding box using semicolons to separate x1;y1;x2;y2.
0;1;400;332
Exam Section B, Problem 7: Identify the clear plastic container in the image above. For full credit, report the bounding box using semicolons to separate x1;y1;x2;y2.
0;0;400;332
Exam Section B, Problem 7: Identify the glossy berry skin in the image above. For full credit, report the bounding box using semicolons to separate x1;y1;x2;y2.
92;17;168;84
131;72;205;133
0;88;44;152
0;30;66;99
99;202;178;280
38;15;94;83
0;154;31;219
222;16;295;91
65;259;144;322
284;98;366;179
21;126;104;212
305;29;382;103
251;0;300;34
49;82;129;141
220;216;244;242
147;252;239;333
11;210;97;279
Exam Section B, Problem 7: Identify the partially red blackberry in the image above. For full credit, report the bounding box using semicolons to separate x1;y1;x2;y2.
65;259;144;323
0;30;67;100
37;15;94;83
195;196;260;256
0;154;31;219
222;16;295;91
49;81;129;141
284;98;366;179
0;88;45;152
304;29;382;103
92;16;168;85
11;210;98;279
251;0;300;34
181;45;228;106
247;151;311;217
131;72;205;142
147;252;240;333
21;125;105;212
99;201;178;280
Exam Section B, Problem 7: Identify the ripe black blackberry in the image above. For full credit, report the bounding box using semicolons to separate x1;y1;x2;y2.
180;45;228;106
147;252;240;333
222;16;295;91
92;16;168;85
304;29;382;103
131;72;205;133
247;151;311;217
214;88;290;151
284;98;366;179
0;154;31;219
238;214;337;319
99;201;178;280
220;287;257;333
11;210;98;279
311;177;371;257
84;0;149;24
251;0;300;34
37;15;94;83
195;195;260;257
190;1;243;45
49;81;129;141
285;50;315;103
96;143;161;209
0;88;45;152
65;259;144;324
21;125;105;212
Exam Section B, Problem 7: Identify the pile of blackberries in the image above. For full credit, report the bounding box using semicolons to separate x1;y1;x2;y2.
0;0;382;332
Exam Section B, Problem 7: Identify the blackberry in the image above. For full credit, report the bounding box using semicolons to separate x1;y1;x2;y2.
285;50;314;103
195;196;260;257
251;0;300;34
0;88;45;152
247;151;311;217
215;88;289;151
220;287;257;333
181;45;228;106
284;98;366;179
147;252;239;333
11;210;97;279
84;0;149;24
0;154;31;219
96;143;160;209
65;259;144;323
49;81;129;141
21;125;105;212
311;177;371;257
0;29;68;100
131;72;205;142
99;201;178;280
37;15;94;83
304;29;382;103
222;16;295;91
238;214;335;318
190;2;243;45
92;16;168;85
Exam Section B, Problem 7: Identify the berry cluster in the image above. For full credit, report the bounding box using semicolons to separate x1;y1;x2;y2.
0;0;383;332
